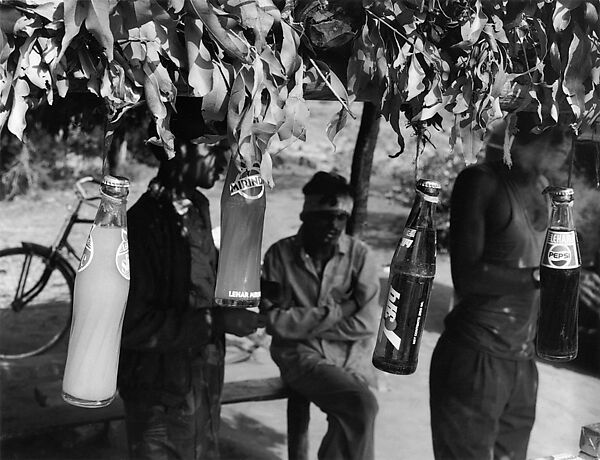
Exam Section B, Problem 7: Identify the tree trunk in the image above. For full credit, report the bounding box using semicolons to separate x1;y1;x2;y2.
347;102;380;237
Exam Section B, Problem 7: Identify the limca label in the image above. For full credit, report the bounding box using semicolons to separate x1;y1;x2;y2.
78;225;95;272
116;229;130;280
540;230;580;269
229;168;265;200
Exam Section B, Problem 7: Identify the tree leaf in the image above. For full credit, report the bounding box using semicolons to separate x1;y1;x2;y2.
202;62;232;121
326;106;348;149
563;23;591;118
260;150;274;187
85;0;114;61
188;0;252;63
406;54;426;101
7;78;30;140
279;21;300;76
454;0;487;49
57;0;87;63
185;17;213;96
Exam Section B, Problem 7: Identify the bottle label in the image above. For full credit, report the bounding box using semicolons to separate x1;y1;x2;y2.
115;229;130;280
77;225;95;273
540;230;580;269
229;168;264;200
382;285;403;349
227;290;261;299
400;228;416;249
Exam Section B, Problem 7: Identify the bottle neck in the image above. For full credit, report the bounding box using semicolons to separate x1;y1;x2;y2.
95;192;127;227
406;193;436;229
549;201;575;231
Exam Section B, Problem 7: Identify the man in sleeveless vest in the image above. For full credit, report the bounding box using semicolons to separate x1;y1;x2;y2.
429;112;573;460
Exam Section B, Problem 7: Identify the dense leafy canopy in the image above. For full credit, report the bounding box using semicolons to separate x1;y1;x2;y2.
1;0;599;181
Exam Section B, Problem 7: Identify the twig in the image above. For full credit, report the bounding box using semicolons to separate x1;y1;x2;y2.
365;8;432;60
307;57;356;119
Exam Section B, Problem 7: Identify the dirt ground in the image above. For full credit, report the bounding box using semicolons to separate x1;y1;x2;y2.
1;161;599;460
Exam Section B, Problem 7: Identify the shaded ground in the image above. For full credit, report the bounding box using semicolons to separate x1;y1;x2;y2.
1;164;599;459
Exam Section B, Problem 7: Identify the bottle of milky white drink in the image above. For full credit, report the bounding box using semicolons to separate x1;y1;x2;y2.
62;175;130;408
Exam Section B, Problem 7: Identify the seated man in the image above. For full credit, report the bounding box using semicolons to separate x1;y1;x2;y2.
261;171;380;460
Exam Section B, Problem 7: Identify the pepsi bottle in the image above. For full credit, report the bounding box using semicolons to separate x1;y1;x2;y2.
537;186;581;362
372;179;440;375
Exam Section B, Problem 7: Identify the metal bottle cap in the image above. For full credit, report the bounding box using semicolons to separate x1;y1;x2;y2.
543;186;574;203
416;179;441;197
101;175;130;198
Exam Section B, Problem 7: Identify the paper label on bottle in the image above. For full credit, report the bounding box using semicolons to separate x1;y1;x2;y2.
227;290;260;299
229;168;264;200
399;228;416;249
540;230;580;269
115;229;130;280
382;285;402;349
77;225;95;273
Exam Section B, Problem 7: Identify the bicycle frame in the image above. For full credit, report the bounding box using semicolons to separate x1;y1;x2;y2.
11;243;75;313
11;177;100;311
50;196;96;262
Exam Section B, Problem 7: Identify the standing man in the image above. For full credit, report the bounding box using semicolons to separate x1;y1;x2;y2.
118;101;260;460
429;113;573;460
261;171;380;460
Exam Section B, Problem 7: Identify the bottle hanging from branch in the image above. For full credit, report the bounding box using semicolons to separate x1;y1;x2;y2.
372;179;440;375
62;175;130;407
214;155;266;309
536;186;581;362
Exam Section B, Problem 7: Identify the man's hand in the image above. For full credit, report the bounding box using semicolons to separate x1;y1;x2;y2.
220;309;266;337
580;270;600;314
330;286;356;317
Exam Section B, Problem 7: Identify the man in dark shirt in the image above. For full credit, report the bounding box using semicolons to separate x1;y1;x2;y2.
261;171;380;460
429;113;573;460
118;105;260;460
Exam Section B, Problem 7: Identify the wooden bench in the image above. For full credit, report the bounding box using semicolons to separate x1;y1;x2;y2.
1;377;311;460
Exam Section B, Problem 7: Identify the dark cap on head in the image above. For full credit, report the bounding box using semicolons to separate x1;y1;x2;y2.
301;171;353;215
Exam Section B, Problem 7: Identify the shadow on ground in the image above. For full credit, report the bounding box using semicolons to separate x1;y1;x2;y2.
220;413;286;460
1;415;286;460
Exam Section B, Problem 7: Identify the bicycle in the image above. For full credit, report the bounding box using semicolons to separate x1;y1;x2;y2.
0;177;101;359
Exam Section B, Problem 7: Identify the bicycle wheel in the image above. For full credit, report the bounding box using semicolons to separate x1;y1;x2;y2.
0;246;74;359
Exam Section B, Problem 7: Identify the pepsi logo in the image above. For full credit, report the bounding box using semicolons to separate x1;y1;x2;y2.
548;244;571;267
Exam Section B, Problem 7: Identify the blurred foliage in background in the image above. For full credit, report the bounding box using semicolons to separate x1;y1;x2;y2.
0;94;154;199
2;100;599;257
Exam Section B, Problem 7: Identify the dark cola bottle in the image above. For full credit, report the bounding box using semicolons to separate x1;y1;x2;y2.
536;186;581;361
372;179;440;375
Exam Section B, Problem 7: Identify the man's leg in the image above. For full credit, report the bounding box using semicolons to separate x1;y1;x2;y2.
123;344;224;460
494;360;538;460
123;399;194;460
429;336;511;460
188;342;225;460
286;363;378;460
